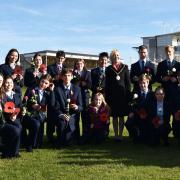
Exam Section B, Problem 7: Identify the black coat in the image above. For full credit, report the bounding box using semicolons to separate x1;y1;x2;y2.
105;64;131;116
91;67;106;95
72;69;91;107
47;63;67;79
156;59;180;98
54;83;83;131
130;60;155;92
0;64;24;95
24;67;39;88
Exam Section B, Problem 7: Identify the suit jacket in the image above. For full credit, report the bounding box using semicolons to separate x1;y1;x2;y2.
156;59;180;97
129;90;154;114
170;85;180;113
130;60;155;92
54;83;83;131
2;92;22;125
54;83;83;115
147;98;171;126
91;67;106;95
72;69;91;107
24;87;55;122
47;63;67;79
24;67;39;88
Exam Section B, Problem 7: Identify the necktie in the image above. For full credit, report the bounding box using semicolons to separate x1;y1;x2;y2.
57;65;62;73
65;88;70;98
142;61;145;71
168;61;172;69
142;92;146;101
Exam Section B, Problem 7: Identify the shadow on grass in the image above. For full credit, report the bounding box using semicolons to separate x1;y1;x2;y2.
53;136;180;168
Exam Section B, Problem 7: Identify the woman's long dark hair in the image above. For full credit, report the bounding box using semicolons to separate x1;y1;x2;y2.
5;48;20;64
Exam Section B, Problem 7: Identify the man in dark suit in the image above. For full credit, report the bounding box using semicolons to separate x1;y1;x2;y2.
47;50;67;82
91;52;109;97
130;45;155;92
53;68;83;146
47;50;67;142
156;45;180;100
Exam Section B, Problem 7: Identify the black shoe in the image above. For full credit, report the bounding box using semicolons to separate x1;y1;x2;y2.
1;154;11;159
14;154;21;158
26;146;33;152
163;141;170;147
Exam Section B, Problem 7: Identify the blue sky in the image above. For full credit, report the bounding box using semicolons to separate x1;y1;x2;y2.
0;0;180;66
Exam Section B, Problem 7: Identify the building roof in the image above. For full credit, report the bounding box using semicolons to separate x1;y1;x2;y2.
141;31;180;39
22;50;99;61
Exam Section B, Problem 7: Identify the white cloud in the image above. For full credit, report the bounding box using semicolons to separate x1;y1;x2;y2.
15;6;43;16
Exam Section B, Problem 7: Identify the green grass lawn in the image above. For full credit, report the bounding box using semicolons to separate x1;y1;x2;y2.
1;122;180;180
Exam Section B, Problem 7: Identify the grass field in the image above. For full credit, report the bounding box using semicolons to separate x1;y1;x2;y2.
1;121;180;180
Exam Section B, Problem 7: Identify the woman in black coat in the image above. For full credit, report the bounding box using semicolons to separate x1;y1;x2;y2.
105;49;131;141
0;48;24;96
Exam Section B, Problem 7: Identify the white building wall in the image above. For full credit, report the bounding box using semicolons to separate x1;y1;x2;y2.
157;35;172;46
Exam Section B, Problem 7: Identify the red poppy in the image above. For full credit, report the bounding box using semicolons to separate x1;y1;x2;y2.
152;116;160;128
39;64;47;73
4;102;20;115
175;111;180;121
40;105;47;112
13;65;23;75
137;108;147;119
70;98;76;104
99;112;109;122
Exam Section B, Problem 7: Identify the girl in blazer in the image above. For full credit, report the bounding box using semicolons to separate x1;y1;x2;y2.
0;76;22;158
0;49;24;96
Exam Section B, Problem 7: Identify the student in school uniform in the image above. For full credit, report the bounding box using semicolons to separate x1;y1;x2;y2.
71;59;91;141
171;71;180;145
24;53;46;89
156;45;180;100
91;52;109;97
54;68;83;146
47;50;67;85
0;76;22;158
47;50;67;142
125;74;153;144
0;48;24;96
147;86;171;147
82;93;110;144
22;74;54;152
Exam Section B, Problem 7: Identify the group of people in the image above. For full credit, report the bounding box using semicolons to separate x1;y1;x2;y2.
0;44;179;159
